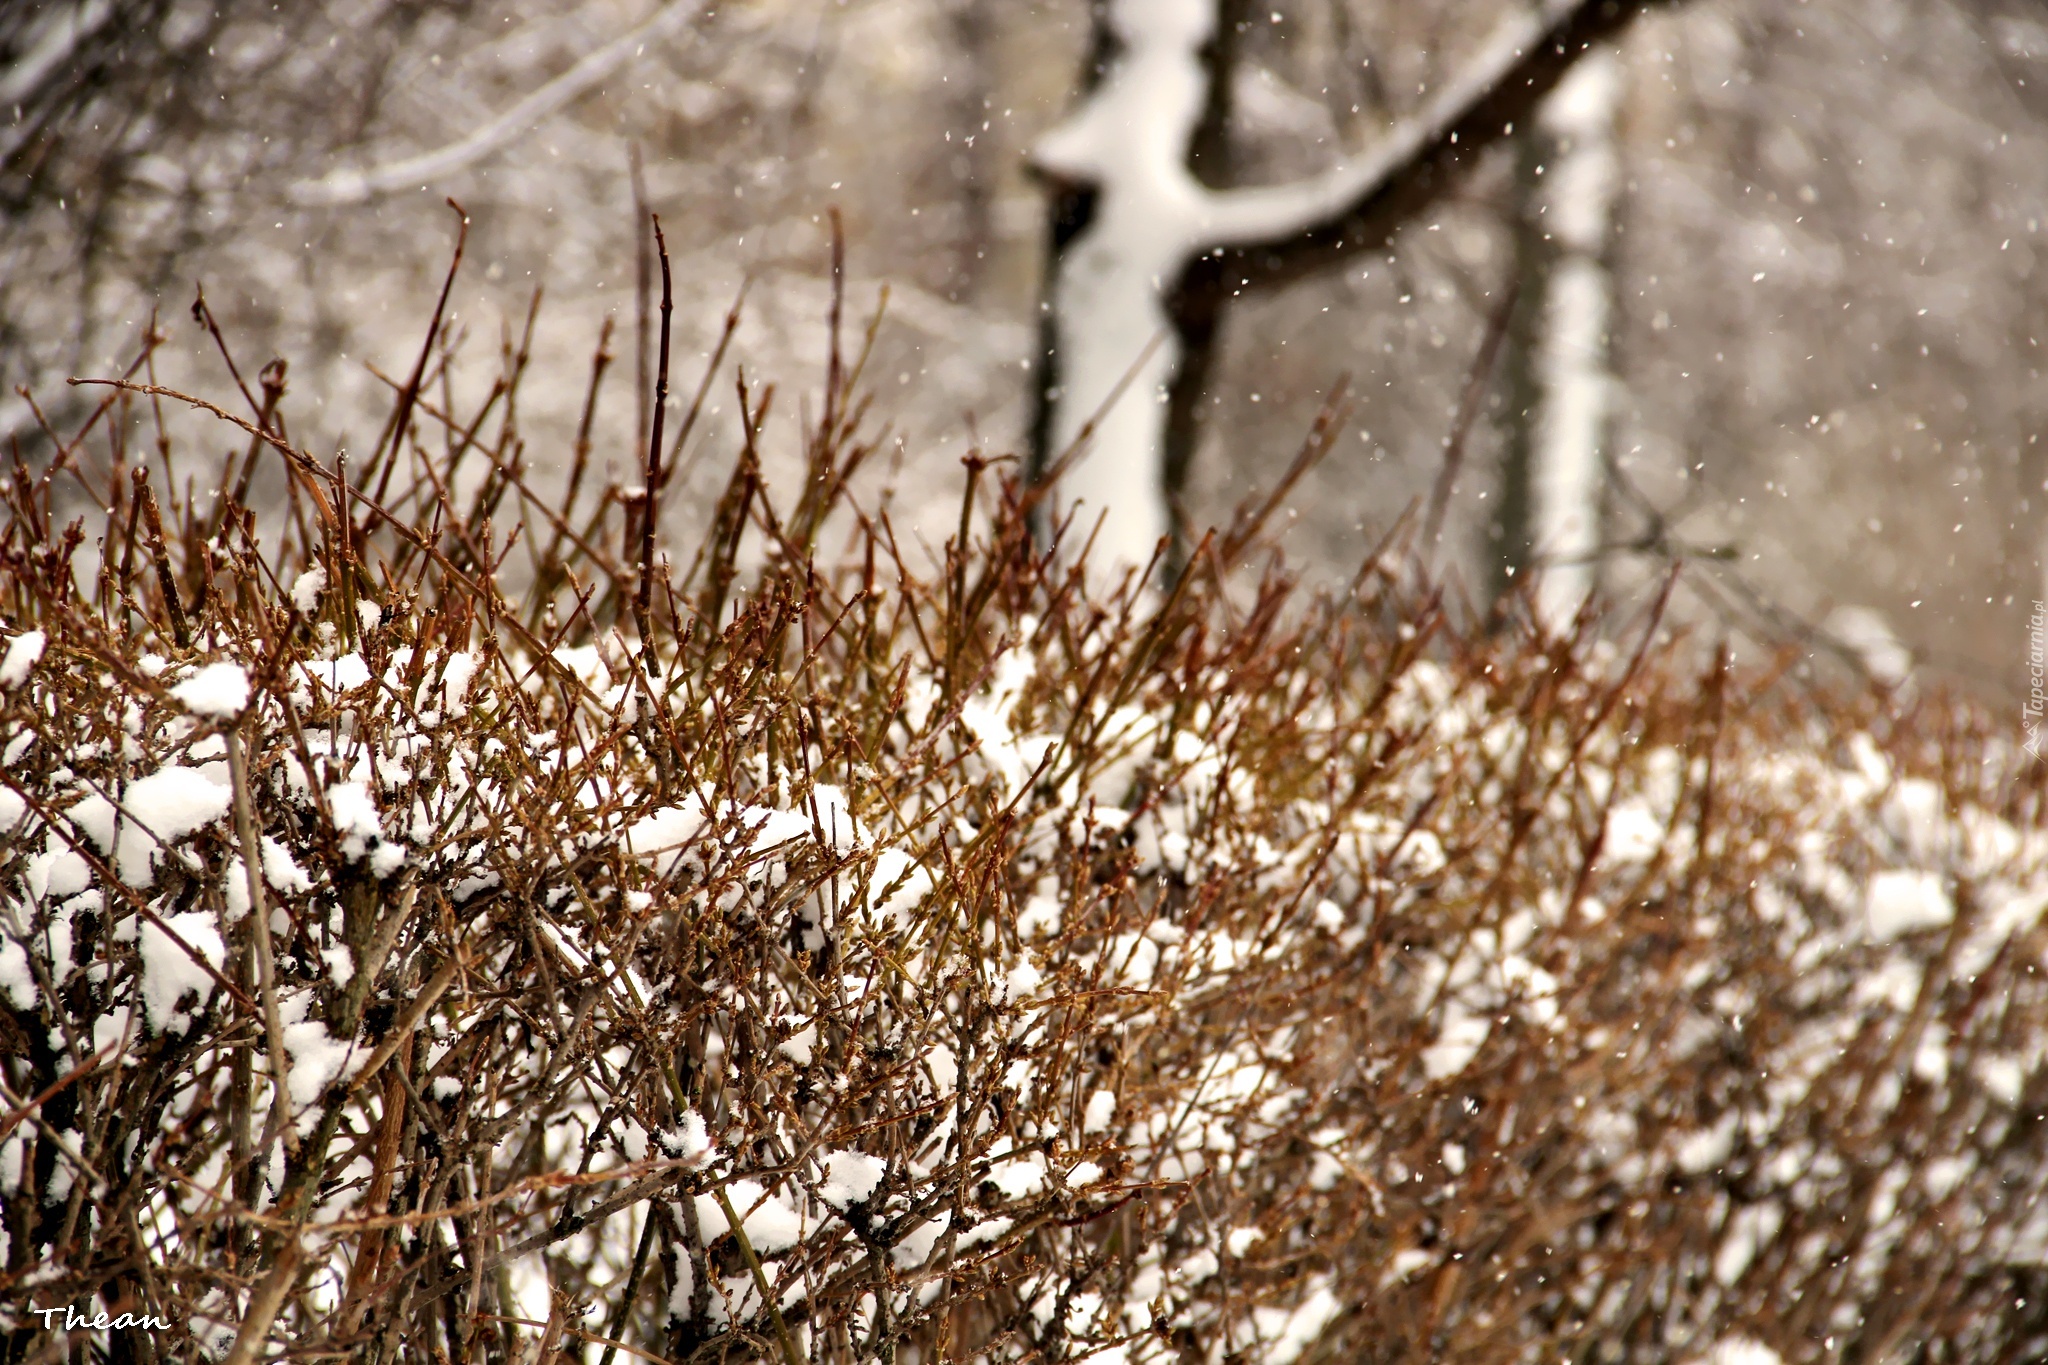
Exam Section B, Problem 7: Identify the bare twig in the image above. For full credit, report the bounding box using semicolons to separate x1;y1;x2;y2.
286;2;705;207
228;725;297;1166
1422;281;1519;560
635;214;674;647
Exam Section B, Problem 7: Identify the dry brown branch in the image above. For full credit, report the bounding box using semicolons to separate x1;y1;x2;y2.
0;236;2040;1365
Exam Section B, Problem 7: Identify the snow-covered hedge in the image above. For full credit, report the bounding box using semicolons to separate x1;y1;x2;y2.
1;309;2045;1365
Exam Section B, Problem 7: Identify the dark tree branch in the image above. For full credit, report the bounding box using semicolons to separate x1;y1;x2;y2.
1229;0;1670;291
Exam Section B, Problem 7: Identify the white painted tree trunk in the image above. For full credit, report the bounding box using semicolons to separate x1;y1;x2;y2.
1031;0;1214;581
1526;51;1620;632
1032;0;1612;587
1045;232;1188;575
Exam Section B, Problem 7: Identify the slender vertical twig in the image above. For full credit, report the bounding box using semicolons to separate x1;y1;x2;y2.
368;200;470;518
635;215;673;649
226;724;295;1167
595;1209;657;1365
631;142;652;457
1422;282;1519;564
138;477;190;648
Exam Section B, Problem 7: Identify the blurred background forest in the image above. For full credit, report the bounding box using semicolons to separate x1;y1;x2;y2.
2;0;2043;703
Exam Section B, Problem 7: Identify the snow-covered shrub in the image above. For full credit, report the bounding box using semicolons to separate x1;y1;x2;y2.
0;272;2044;1364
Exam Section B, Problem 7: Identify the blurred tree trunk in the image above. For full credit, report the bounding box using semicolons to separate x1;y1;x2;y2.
939;0;998;301
1495;48;1621;631
1026;0;1671;583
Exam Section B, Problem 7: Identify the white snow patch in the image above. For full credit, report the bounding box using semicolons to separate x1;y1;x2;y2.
1671;1113;1739;1175
0;630;45;688
1865;869;1953;938
1975;1054;2028;1106
817;1150;886;1210
1386;1248;1433;1282
674;1111;713;1165
1602;800;1665;865
290;566;327;614
777;1019;818;1065
324;781;383;860
1422;1009;1491;1080
172;662;251;719
623;802;709;877
1699;1339;1784;1365
439;651;479;718
1246;1278;1342;1365
957;1215;1014;1252
867;847;933;923
137;910;225;1029
1017;892;1062;939
261;837;313;893
282;1016;357;1112
114;765;235;886
890;1211;951;1268
1714;1201;1782;1286
295;653;372;696
0;937;36;1009
696;1179;805;1253
986;1155;1047;1200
